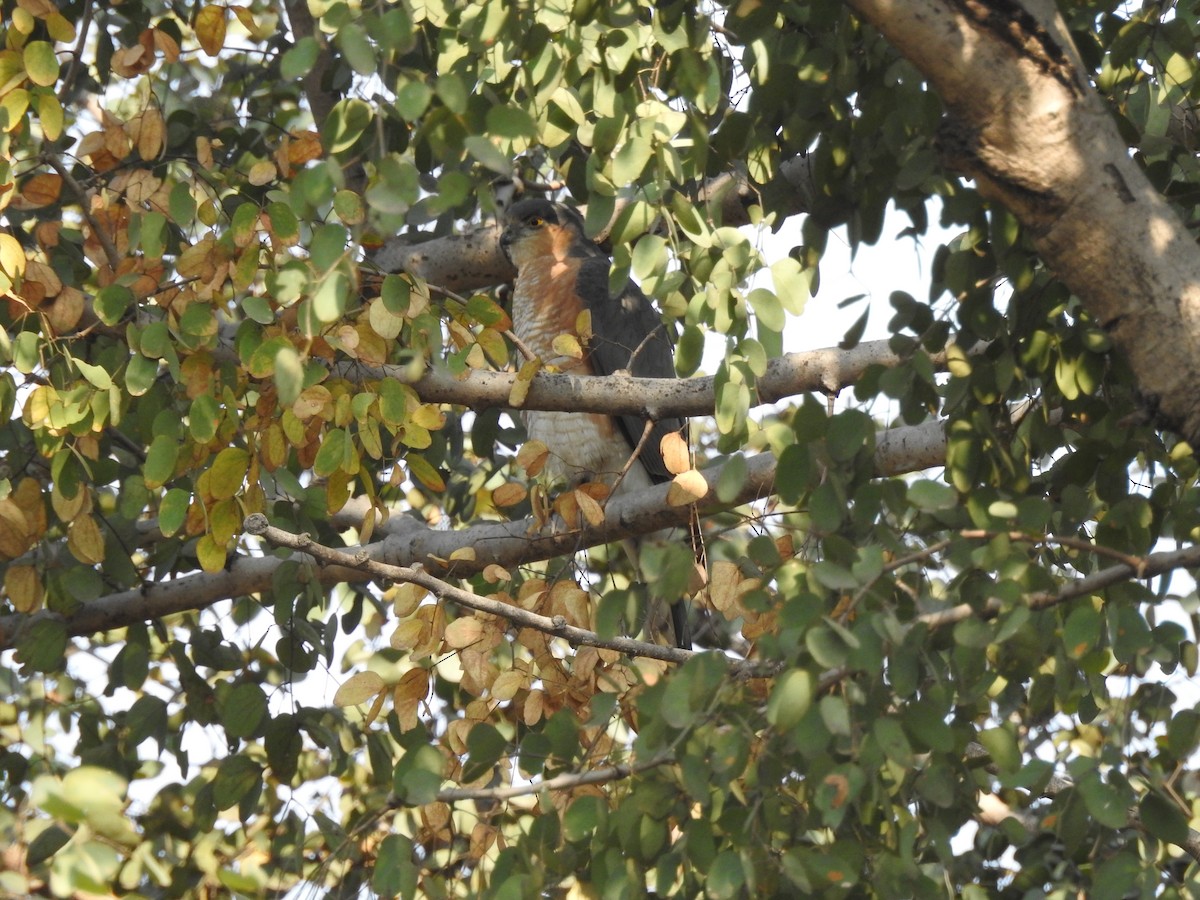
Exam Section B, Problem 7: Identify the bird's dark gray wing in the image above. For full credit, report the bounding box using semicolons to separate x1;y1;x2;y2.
575;255;685;484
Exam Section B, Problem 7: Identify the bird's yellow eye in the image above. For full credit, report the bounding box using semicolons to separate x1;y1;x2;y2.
529;216;545;227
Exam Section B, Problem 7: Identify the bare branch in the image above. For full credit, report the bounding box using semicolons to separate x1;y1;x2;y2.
915;544;1200;630
244;514;691;665
339;338;985;419
426;753;673;805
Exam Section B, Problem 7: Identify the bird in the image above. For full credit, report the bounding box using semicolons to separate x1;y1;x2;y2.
499;197;694;647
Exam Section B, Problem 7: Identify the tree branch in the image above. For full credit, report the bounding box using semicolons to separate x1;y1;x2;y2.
424;753;673;805
843;0;1200;444
915;543;1200;630
244;514;692;665
370;159;818;293
341;338;983;419
2;419;944;651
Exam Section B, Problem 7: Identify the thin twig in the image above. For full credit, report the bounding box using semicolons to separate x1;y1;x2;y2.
43;155;120;272
424;753;673;805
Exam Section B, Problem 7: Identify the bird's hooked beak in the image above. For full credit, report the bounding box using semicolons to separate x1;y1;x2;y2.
499;223;514;262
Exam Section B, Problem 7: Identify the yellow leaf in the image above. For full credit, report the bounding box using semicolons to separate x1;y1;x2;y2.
551;333;583;360
406;454;445;492
390;617;427;651
333;671;386;707
195;4;227;57
292;385;332;420
195;533;227;572
449;546;476;561
247;159;276;185
444;615;484;649
575;308;592;343
5;564;42;613
0;233;26;278
659;431;690;476
0;500;31;559
509;358;541;408
34;91;63;141
666;469;708;506
67;513;105;565
410;404;446;430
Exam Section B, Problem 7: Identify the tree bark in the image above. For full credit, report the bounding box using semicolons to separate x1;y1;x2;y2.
843;0;1200;444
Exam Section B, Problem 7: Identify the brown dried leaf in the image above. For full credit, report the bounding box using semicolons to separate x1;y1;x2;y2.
516;439;549;477
137;106;164;160
67;513;106;565
492;482;527;508
574;488;606;526
444;615;485;650
4;565;42;613
709;560;742;615
20;173;61;206
332;671;385;707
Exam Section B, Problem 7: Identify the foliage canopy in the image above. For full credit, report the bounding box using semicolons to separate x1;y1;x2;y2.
3;0;1200;897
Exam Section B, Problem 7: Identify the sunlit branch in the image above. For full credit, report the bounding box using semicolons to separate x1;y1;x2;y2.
404;753;674;806
339;338;985;419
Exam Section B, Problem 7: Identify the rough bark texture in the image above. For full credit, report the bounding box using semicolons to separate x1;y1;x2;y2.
845;0;1200;443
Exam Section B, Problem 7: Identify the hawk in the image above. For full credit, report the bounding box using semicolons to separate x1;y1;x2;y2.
500;198;693;646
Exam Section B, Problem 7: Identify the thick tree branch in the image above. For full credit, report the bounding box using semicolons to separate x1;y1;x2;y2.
0;422;934;650
844;0;1200;444
371;159;818;293
342;338;981;418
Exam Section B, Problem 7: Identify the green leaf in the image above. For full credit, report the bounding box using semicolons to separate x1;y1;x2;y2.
337;21;377;76
16;619;68;672
212;755;263;811
323;98;373;154
208;447;250;500
463;723;507;782
463;135;511;175
1138;792;1189;845
766;668;815;731
394;80;433;120
372;835;418;899
313;427;349;477
222;683;267;739
23;41;60;87
872;717;913;766
94;284;133;325
908;479;957;511
25;823;72;867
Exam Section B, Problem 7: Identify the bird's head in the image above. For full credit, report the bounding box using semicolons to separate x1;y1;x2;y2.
500;199;590;269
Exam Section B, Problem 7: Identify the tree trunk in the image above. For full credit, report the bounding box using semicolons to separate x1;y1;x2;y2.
844;0;1200;444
